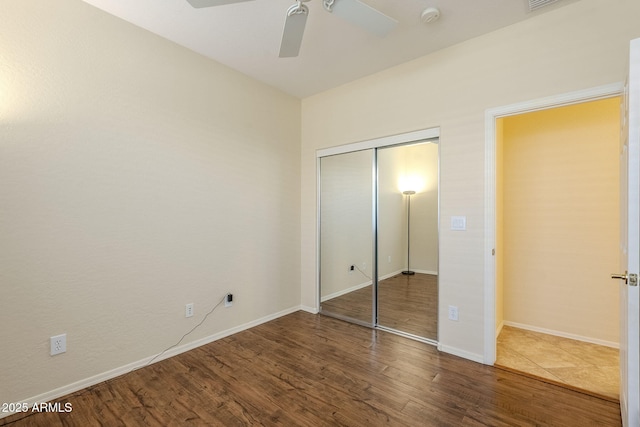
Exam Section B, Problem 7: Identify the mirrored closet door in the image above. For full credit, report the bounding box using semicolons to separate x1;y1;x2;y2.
319;139;439;342
376;142;438;341
319;149;375;325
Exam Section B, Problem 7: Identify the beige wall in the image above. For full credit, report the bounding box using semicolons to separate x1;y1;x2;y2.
377;147;407;277
378;142;439;276
501;97;620;345
320;150;374;299
301;0;640;359
0;0;300;405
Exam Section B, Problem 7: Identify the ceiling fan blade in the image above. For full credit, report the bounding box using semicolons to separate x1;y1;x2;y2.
279;3;309;58
325;0;398;37
186;0;254;8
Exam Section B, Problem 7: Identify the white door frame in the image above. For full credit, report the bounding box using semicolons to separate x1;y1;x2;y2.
483;83;624;364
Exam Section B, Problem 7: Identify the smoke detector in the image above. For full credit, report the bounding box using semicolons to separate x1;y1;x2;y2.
421;7;440;24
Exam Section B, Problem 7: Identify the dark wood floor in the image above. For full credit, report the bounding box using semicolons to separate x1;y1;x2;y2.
321;273;437;340
1;311;621;426
378;273;437;339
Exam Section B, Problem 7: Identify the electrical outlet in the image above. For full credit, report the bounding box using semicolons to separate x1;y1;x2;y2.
50;334;66;356
448;305;459;321
225;293;233;308
388;255;391;263
349;265;355;274
185;303;194;318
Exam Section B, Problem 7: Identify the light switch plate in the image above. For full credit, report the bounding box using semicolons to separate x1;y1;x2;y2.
451;216;466;231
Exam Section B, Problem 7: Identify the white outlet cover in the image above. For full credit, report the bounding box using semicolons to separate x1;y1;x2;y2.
50;334;66;356
448;305;459;321
185;303;194;318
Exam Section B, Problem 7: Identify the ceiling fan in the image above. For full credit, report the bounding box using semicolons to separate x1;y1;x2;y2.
186;0;398;58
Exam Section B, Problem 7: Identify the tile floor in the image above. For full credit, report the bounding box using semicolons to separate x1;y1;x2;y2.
496;326;619;401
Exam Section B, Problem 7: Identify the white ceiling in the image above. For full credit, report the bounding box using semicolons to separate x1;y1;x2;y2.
81;0;581;98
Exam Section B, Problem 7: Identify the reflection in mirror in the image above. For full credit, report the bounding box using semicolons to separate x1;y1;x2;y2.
377;142;438;340
319;150;374;325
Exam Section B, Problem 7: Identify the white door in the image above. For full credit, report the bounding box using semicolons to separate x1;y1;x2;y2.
614;37;640;427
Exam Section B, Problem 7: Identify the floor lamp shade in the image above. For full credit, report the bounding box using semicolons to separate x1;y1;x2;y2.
402;190;415;275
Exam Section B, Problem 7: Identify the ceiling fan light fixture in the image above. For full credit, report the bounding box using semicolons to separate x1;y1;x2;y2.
187;0;398;59
287;1;309;17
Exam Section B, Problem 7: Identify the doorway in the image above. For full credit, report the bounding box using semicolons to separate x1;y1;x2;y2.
494;97;621;400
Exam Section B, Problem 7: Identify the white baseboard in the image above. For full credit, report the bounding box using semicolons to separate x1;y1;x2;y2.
437;343;484;364
321;281;371;302
503;321;619;349
378;269;404;281
300;305;318;314
0;304;303;420
380;269;438;278
412;269;438;276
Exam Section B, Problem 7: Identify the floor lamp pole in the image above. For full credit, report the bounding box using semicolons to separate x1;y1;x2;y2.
402;190;415;275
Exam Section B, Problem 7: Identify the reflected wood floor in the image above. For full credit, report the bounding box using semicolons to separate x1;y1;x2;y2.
1;312;621;426
321;273;437;339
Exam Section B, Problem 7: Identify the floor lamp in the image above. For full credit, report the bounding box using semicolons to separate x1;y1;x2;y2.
402;190;416;275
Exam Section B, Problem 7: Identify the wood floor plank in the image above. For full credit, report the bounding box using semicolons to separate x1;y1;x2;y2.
1;311;621;426
321;273;438;340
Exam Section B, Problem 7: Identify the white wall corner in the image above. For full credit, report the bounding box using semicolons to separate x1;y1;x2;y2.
300;305;319;314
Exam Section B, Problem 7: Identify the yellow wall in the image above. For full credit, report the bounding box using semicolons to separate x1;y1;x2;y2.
501;97;620;345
